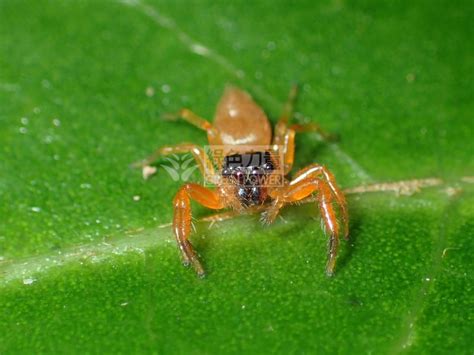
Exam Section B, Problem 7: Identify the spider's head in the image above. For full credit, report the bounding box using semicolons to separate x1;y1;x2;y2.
221;151;274;207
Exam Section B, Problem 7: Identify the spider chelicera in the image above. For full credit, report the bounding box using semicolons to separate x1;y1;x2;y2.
134;86;349;277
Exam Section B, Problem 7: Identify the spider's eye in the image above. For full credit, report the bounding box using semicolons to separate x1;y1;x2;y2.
262;161;274;172
248;168;264;185
222;168;231;176
232;170;245;184
251;167;263;175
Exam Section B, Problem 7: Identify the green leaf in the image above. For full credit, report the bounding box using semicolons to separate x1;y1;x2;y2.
1;0;472;353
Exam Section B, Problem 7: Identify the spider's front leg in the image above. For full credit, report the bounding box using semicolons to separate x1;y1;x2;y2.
263;164;348;276
173;183;225;277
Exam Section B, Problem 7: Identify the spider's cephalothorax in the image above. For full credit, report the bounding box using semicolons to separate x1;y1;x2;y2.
135;85;349;278
221;151;275;207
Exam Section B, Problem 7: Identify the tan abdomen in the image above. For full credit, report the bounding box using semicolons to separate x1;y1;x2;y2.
213;87;272;146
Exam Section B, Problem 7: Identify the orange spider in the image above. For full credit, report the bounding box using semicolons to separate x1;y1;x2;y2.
134;86;348;277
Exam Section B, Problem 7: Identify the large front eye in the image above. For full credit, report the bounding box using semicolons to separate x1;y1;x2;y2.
249;168;264;185
232;170;244;184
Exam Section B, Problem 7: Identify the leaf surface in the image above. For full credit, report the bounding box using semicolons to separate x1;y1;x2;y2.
0;0;472;353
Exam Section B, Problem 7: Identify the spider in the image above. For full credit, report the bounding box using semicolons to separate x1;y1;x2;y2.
134;85;348;277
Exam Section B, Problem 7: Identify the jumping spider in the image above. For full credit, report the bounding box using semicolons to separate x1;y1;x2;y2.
134;86;349;277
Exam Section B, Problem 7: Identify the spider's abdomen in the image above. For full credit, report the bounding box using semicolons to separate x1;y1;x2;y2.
213;87;272;146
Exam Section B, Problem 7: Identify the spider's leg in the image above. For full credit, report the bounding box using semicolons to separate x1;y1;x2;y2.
272;85;334;174
272;85;332;174
290;164;348;238
320;167;349;239
263;176;318;225
264;164;348;275
288;123;335;141
272;85;298;174
131;143;217;183
317;180;340;275
164;108;221;145
278;84;299;126
173;183;226;277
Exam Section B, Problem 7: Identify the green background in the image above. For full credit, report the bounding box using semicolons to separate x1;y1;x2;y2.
0;0;472;353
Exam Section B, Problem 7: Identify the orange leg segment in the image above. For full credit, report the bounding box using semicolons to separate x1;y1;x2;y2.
164;108;221;145
273;85;298;174
173;183;225;277
264;164;348;276
289;123;334;140
290;164;349;237
272;85;335;174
